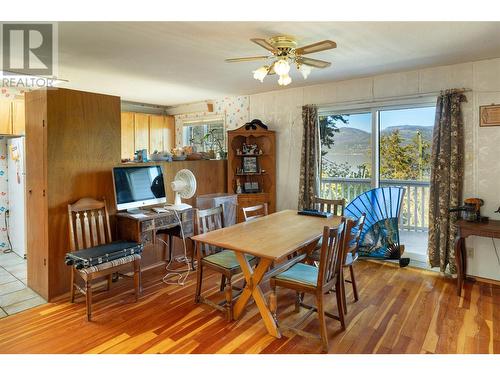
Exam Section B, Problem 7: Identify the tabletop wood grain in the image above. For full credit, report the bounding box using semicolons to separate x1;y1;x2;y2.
191;210;342;260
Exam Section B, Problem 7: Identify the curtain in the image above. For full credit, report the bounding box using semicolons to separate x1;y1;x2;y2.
428;89;467;274
298;105;320;210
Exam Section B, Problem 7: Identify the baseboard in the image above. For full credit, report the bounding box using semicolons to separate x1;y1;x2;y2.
466;274;500;287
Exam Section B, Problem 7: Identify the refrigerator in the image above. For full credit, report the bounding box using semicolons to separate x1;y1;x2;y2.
7;136;26;258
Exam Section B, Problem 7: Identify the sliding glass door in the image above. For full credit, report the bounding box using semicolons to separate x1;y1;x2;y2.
319;102;436;262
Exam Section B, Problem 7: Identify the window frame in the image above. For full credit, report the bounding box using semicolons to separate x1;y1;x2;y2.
318;97;437;189
181;115;226;152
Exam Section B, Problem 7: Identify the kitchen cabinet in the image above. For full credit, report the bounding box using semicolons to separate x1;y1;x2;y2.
120;112;175;160
121;112;135;160
0;99;26;135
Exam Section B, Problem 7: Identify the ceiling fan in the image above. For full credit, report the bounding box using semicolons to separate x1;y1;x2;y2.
225;35;337;86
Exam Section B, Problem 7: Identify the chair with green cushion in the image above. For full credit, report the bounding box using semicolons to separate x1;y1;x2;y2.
269;219;348;352
194;204;257;321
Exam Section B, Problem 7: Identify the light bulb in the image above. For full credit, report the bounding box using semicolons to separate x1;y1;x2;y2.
252;66;268;82
278;73;292;86
299;64;312;79
274;59;290;76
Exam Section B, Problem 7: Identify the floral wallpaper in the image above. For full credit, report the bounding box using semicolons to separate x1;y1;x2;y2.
174;95;250;147
0;139;9;250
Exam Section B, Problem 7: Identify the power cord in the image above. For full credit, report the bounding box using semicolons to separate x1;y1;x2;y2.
492;238;500;266
160;209;191;286
3;210;13;254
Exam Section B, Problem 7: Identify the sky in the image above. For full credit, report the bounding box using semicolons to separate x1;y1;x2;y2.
326;106;436;132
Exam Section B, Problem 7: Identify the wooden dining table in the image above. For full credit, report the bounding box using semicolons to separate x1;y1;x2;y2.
191;209;342;338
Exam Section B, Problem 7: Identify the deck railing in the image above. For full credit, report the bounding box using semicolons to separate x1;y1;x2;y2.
320;177;430;232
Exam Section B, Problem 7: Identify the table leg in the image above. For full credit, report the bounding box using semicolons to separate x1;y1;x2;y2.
233;253;280;338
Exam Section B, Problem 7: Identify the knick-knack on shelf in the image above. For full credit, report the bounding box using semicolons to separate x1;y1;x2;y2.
236;178;242;194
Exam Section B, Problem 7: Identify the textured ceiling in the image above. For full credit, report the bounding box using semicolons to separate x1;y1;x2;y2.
56;22;500;105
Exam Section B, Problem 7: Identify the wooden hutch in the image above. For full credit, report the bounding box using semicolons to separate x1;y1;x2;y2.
227;124;276;222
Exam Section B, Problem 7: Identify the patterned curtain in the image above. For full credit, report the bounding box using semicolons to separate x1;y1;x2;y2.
298;105;320;210
428;89;467;274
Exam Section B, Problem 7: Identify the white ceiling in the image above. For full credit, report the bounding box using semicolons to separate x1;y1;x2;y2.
56;22;500;106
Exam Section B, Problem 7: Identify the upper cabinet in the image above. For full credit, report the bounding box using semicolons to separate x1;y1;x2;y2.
120;111;175;160
0;98;25;135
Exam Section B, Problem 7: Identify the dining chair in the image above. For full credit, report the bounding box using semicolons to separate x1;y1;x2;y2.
242;203;268;221
269;219;348;352
194;204;258;321
67;197;141;321
312;196;346;216
341;213;366;310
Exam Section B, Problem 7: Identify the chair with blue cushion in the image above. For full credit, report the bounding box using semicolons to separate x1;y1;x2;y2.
194;204;257;321
269;219;348;352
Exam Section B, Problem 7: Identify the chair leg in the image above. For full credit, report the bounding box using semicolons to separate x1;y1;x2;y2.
195;263;203;303
335;278;346;330
349;265;359;302
134;259;141;301
294;292;301;313
107;274;112;291
269;286;278;323
341;268;348;315
85;276;93;322
220;275;226;292
69;267;75;303
317;294;329;353
225;277;233;321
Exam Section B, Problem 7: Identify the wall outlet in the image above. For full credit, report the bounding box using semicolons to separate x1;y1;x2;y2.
467;247;474;258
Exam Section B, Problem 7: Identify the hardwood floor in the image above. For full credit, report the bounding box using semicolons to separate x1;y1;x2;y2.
0;259;498;354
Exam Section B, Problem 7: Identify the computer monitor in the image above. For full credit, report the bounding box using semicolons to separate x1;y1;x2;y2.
112;165;166;211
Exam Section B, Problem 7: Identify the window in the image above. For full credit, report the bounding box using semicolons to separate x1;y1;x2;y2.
182;118;226;153
319;102;435;261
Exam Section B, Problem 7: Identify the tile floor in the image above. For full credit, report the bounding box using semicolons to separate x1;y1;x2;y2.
0;251;45;318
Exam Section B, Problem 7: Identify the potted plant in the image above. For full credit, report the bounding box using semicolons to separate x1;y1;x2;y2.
202;129;226;159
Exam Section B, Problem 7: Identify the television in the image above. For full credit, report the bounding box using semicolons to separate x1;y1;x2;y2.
112;165;166;211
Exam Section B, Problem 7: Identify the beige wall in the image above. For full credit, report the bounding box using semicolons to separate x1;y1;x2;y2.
248;58;500;281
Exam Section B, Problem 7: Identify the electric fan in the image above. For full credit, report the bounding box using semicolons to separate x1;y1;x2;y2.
345;186;410;267
166;169;197;211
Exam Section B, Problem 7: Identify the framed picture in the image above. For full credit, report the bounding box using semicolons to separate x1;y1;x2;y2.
244;181;260;193
242;156;258;173
480;105;500;127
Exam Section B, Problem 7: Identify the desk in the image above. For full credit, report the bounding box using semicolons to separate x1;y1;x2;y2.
454;219;500;296
191;209;342;338
116;209;194;271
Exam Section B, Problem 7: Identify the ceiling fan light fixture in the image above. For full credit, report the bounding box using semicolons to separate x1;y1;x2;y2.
278;73;292;86
298;64;312;79
274;59;290;76
253;66;268;82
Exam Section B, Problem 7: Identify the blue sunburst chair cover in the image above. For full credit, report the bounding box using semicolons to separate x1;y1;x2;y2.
345;187;408;264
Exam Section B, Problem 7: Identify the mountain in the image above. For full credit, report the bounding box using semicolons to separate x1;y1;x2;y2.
322;125;434;163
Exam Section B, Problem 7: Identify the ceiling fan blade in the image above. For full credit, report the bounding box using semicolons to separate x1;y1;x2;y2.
225;56;269;63
295;40;337;55
250;38;276;53
298;57;331;69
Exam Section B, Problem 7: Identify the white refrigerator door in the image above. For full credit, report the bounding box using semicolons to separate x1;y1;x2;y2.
7;137;26;258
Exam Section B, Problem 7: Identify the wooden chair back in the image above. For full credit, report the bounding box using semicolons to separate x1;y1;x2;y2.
317;219;347;289
242;203;268;222
313;197;346;216
195;205;225;256
68;197;112;251
345;214;366;256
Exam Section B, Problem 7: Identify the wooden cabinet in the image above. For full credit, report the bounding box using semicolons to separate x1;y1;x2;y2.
25;88;121;300
134;113;150;154
12;99;25;135
149;114;165;153
163;115;175;152
120;112;175;160
0;99;26;135
227;125;276;223
121;112;135;160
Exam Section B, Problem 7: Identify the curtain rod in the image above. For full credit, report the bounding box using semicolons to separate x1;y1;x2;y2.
302;88;472;109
